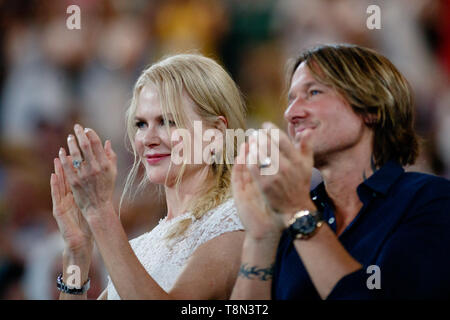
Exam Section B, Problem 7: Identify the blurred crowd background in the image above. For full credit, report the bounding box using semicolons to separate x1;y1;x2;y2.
0;0;449;299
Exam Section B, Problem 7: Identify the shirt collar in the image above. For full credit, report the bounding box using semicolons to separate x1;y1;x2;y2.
360;160;404;195
311;160;405;207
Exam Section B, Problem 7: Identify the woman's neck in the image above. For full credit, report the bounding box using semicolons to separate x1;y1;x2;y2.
164;167;212;220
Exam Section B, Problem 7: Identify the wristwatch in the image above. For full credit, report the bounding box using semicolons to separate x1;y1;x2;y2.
287;209;324;240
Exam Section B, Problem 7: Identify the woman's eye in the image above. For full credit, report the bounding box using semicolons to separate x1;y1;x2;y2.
161;119;176;127
135;121;146;129
310;89;321;96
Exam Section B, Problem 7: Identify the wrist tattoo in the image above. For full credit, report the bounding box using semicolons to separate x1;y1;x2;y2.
238;263;274;281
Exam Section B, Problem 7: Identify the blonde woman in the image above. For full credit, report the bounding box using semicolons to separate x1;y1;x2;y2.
50;54;247;299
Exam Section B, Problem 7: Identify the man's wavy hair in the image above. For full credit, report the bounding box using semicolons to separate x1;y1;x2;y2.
287;44;419;167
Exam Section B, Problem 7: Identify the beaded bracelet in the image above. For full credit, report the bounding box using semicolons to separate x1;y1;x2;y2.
56;273;90;295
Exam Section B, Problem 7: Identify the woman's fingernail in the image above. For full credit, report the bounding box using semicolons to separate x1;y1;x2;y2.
84;128;91;133
67;134;73;140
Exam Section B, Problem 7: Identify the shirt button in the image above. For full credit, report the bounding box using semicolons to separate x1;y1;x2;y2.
372;192;377;198
328;217;335;224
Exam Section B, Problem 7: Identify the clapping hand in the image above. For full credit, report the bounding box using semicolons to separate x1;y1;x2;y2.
232;142;285;241
51;157;93;255
245;122;317;221
57;124;117;219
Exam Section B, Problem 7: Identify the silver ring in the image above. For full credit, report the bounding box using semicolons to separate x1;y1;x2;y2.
258;157;272;169
72;159;83;169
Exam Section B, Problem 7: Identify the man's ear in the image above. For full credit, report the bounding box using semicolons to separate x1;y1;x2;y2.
363;112;379;127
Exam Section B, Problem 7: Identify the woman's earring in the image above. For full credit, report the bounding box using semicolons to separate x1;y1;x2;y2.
211;149;222;164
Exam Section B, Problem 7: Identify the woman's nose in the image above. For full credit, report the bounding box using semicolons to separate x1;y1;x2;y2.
142;126;162;147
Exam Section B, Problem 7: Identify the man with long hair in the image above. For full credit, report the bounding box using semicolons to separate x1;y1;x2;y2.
231;44;450;299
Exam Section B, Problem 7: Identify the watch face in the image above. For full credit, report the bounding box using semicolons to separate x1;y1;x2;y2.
293;214;316;235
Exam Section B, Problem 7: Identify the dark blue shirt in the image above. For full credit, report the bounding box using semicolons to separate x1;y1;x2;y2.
272;161;450;299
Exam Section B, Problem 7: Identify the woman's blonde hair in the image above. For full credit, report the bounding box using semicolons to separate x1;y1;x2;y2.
120;53;246;238
287;44;419;167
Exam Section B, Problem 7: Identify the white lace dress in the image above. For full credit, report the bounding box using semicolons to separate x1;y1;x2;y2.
106;198;243;300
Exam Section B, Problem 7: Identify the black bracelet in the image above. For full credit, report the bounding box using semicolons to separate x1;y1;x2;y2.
56;273;90;295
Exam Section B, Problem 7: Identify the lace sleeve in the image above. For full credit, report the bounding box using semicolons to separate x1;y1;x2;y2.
194;198;244;246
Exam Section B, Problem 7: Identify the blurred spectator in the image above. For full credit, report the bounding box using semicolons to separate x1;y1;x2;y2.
0;260;25;299
23;231;105;299
220;0;277;78
0;0;449;299
154;0;228;56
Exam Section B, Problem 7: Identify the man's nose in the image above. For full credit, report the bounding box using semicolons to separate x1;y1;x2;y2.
284;98;308;123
